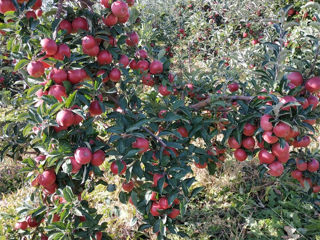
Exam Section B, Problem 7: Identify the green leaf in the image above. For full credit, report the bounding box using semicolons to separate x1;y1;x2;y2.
14;59;29;71
63;186;75;202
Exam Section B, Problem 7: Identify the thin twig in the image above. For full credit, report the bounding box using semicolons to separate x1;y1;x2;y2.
142;126;167;147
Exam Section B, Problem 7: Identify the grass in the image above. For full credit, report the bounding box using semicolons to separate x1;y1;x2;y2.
0;158;319;239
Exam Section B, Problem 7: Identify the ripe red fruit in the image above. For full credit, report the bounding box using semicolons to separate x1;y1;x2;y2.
39;169;56;187
296;159;308;171
150;202;161;217
96;232;102;240
44;182;57;194
273;122;290;138
83;45;99;57
31;0;42;10
262;131;279;144
260;114;273;131
159;197;170;209
242;137;255;150
168;208;180;219
195;162;207;169
126;0;134;6
234;149;247;162
142;73;155;86
68;69;86;84
277;152;290;163
307;158;319;172
82;35;97;50
299;178;312;188
291;170;303;180
307;95;319;110
0;0;16;14
72;17;89;32
258;149;275;164
228;82;239;92
70;156;82;173
268;161;284;177
271;142;289;158
129;59;138;70
126;32;139;46
153;173;168;188
243;123;256;136
101;0;111;8
287;72;303;87
252;39;259;45
111;1;129;18
97;70;109;83
35;155;46;163
27;61;44;78
74;147;92;165
119;55;129;67
132;137;149;153
280;96;297;111
70;105;83;125
54;44;71;60
292;136;311;148
122;181;134;192
48;85;67;102
159;85;171;96
98;50;113;65
56;109;74;127
89;100;103;116
313;185;320;193
149;60;163;74
103;13;118;26
58;20;72;34
41;38;58;55
135;49;148;59
26;11;37;19
243;32;248;38
177;127;188;138
158;110;167;118
110;160;127;175
228;137;241;149
91;150;105;166
26;216;38;228
109;68;121;82
51;69;67;84
137;60;149;73
15;221;28;230
305;76;320;93
36;9;42;17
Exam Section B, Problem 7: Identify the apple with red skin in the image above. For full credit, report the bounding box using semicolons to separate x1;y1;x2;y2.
110;160;127;175
296;159;308;171
70;156;82;173
118;11;129;23
135;49;148;59
271;142;289;158
228;137;241;149
262;131;278;144
158;110;167;118
273;122;290;138
268;161;284;177
44;183;57;195
54;44;71;60
103;13;118;26
277;152;290;163
299;178;312;188
153;173;168;188
74;147;92;165
149;60;163;74
305;76;320;93
228;82;239;92
307;158;319;172
126;0;134;6
129;59;138;69
71;105;84;125
97;70;109;82
109;68;121;82
91;150;105;166
242;137;255;150
260;114;273;131
195;162;207;169
31;0;42;10
307;95;319;110
177;126;188;138
35;155;46;163
68;69;86;84
58;20;72;34
51;69;68;84
119;55;129;67
258;149;275;164
82;35;97;49
159;85;171;96
36;9;42;17
97;50;113;65
243;32;248;38
292;136;311;148
72;17;89;32
101;0;111;8
168;208;180;219
83;45;99;56
15;221;28;230
252;39;259;45
41;38;58;55
142;73;155;86
137;60;149;73
56;109;74;127
126;32;139;46
27;61;45;78
89;100;103;116
0;0;16;14
26;11;37;19
234;148;247;162
291;170;303;180
26;216;39;228
132;137;149;153
150;202;161;217
287;72;303;87
243;123;256;136
122;181;134;192
39;169;56;188
111;1;129;18
96;232;102;240
280;96;297;111
159;197;170;209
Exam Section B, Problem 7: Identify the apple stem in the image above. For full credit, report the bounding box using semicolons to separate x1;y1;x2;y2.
142;127;167;147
